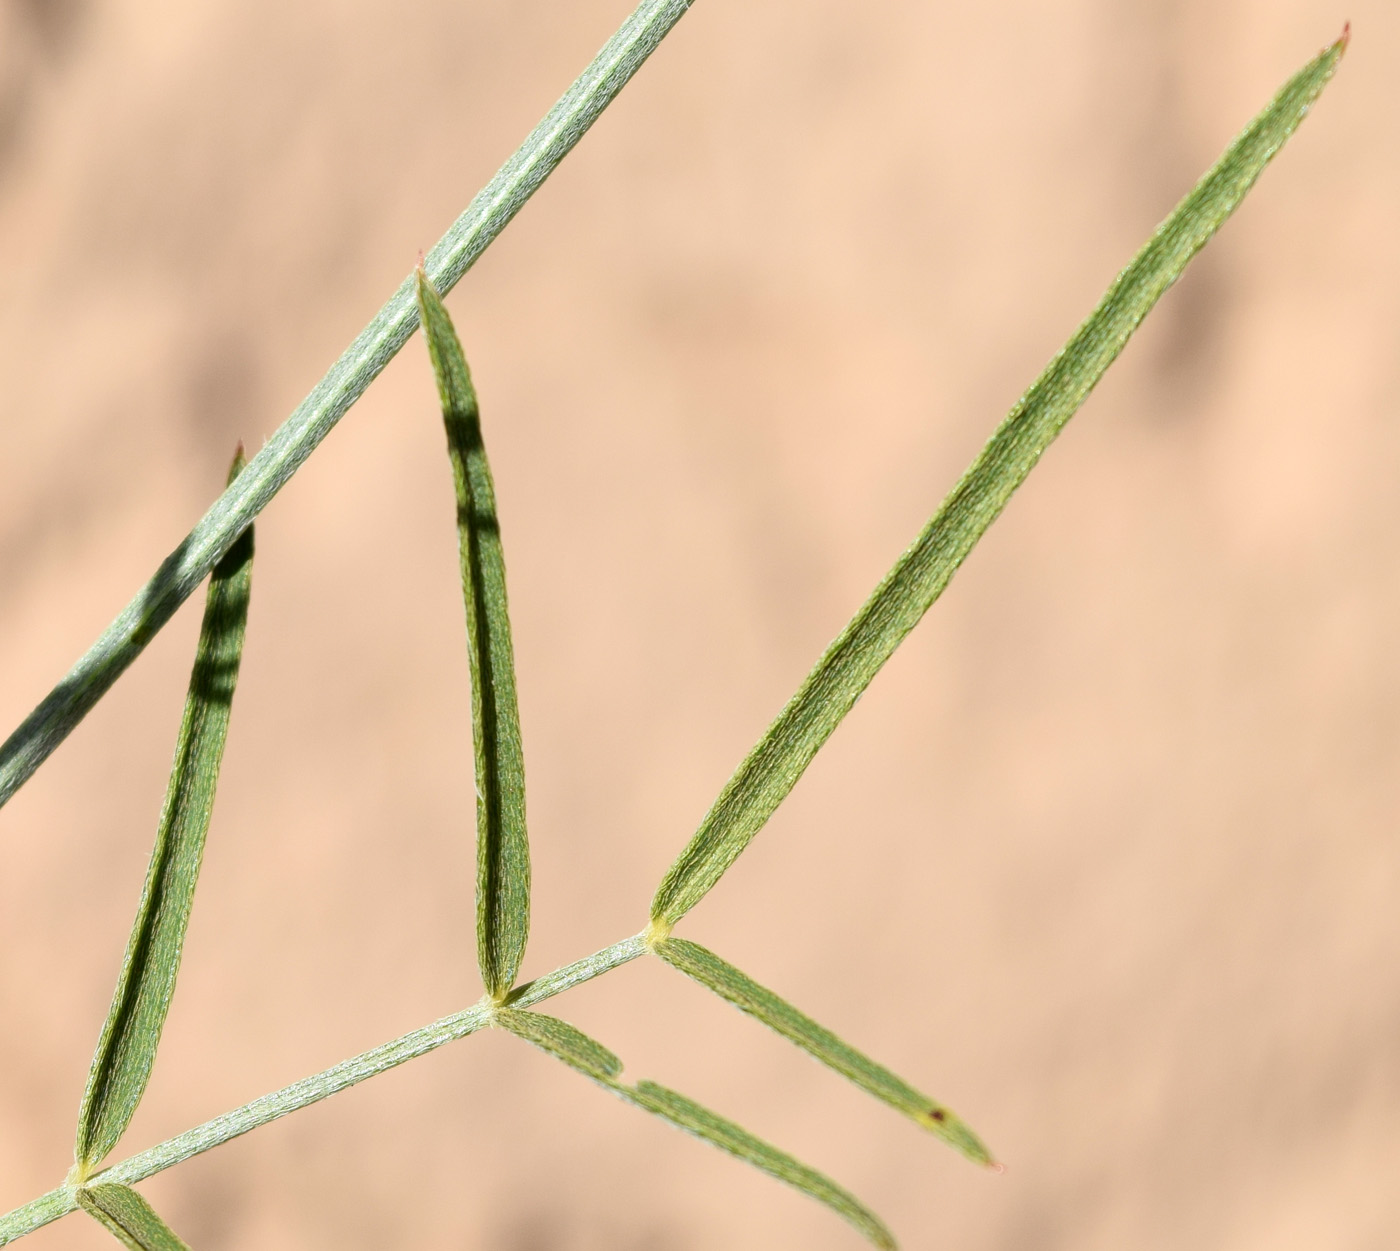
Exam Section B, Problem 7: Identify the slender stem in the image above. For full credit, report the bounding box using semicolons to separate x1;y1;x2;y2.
0;935;649;1245
507;933;648;1009
0;0;698;812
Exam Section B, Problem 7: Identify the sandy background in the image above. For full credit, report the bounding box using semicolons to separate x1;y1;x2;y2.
0;1;1397;1248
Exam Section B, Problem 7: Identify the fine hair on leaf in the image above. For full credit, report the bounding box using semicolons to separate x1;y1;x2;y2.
415;268;531;1001
76;1185;190;1251
495;1008;623;1080
496;1008;895;1248
654;935;993;1164
619;1081;896;1249
73;451;254;1176
648;31;1348;928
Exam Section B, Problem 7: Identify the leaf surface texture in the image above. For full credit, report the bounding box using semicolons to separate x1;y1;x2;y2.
655;936;992;1163
649;34;1348;925
74;456;254;1172
77;1181;191;1250
498;1008;895;1247
417;271;530;999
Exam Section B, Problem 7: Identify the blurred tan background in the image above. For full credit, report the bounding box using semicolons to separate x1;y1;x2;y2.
1;1;1396;1247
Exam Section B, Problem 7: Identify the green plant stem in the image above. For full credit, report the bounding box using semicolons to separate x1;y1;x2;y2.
0;935;648;1245
0;0;698;814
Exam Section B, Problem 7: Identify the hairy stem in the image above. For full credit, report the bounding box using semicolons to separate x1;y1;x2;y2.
0;0;698;812
0;935;648;1245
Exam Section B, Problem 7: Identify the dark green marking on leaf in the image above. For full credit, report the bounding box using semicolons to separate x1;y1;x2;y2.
74;451;254;1175
415;269;530;1001
649;33;1348;926
76;1184;191;1251
655;936;993;1165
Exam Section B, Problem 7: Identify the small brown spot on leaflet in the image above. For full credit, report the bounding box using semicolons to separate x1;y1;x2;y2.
929;1108;946;1122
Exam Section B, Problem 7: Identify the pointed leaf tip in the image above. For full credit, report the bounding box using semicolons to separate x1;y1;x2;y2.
648;32;1349;928
654;937;994;1166
415;272;530;1000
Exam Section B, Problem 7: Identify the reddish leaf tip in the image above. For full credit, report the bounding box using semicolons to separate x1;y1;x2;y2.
226;442;247;482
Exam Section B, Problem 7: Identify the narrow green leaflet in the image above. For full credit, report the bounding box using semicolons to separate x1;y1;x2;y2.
495;1008;623;1080
76;1185;190;1251
73;454;254;1175
497;1009;893;1248
655;937;991;1164
649;33;1348;926
415;270;530;1001
621;1082;895;1249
